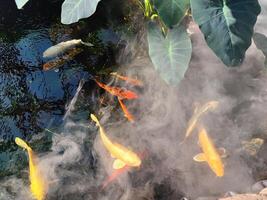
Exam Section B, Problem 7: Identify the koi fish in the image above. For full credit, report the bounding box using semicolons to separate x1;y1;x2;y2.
43;39;92;58
182;101;219;143
90;114;141;169
110;72;143;87
118;98;134;122
15;137;47;200
242;138;264;156
43;48;83;71
193;127;225;177
94;80;138;100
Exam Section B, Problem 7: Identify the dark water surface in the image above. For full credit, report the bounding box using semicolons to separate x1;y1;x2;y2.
0;0;129;177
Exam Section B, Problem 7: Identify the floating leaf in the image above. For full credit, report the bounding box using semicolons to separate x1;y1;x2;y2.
61;0;101;24
15;0;29;9
152;0;190;28
191;0;261;66
147;23;192;85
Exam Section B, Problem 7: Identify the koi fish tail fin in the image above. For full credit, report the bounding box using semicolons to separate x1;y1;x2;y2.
91;114;101;127
100;181;109;191
15;137;32;151
81;40;94;47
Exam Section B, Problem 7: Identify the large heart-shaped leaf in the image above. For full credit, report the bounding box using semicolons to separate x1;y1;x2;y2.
253;32;267;66
15;0;29;9
61;0;101;24
147;23;192;85
152;0;190;28
191;0;261;66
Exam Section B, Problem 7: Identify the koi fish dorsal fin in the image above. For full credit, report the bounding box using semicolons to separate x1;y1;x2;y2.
193;153;206;162
91;114;100;127
113;159;126;169
218;148;227;158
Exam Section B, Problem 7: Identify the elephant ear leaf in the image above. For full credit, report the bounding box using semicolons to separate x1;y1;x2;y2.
15;0;30;9
253;32;267;67
61;0;101;24
147;22;192;85
191;0;261;66
153;0;190;28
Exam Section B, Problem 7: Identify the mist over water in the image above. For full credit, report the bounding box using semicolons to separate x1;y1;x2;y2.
1;0;267;199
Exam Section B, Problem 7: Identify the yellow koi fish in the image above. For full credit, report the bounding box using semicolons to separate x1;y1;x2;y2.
182;101;219;143
15;137;47;200
193;127;225;177
90;114;141;169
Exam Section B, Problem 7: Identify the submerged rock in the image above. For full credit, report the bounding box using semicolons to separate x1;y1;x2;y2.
219;188;267;200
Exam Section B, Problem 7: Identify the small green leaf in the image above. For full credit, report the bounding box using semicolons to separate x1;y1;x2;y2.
191;0;261;66
61;0;101;25
15;0;29;9
147;23;192;85
152;0;190;28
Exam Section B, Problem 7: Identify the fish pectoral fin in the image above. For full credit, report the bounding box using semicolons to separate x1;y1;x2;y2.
193;153;206;162
218;148;227;158
113;159;126;169
110;153;115;158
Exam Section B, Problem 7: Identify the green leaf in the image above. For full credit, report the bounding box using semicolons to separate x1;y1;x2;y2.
191;0;261;66
152;0;190;28
147;23;192;85
61;0;101;25
253;32;267;68
15;0;29;9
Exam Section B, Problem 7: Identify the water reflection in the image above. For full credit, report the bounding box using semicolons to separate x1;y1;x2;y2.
0;0;126;177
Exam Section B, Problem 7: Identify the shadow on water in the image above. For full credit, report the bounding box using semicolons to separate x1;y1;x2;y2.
0;0;130;176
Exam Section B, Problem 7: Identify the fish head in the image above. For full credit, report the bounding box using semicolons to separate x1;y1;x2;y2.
127;154;142;167
115;145;142;167
209;158;224;177
121;90;138;99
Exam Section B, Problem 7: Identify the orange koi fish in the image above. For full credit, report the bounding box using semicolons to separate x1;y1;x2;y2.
110;72;143;87
91;114;141;169
43;48;83;71
15;137;47;200
118;98;134;122
193;127;225;177
94;80;138;100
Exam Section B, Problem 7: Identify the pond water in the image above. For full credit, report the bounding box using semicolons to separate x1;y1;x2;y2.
0;0;127;177
1;1;267;200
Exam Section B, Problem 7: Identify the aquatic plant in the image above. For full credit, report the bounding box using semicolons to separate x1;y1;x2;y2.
14;0;263;85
